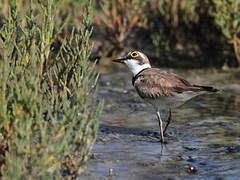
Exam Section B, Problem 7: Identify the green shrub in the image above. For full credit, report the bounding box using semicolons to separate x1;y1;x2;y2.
0;0;103;179
148;0;214;58
212;0;240;65
95;0;147;56
145;0;240;66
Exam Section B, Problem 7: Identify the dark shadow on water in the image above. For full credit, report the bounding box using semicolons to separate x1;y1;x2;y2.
98;124;179;146
99;124;158;137
98;124;161;143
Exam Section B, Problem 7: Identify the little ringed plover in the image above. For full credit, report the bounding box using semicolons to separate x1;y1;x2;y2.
113;51;219;143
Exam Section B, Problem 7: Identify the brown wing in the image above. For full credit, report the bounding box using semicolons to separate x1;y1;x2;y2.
133;68;215;99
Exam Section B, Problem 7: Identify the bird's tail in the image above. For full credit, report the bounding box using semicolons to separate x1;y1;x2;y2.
193;85;219;92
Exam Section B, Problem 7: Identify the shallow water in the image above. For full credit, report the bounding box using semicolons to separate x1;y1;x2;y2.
80;67;240;180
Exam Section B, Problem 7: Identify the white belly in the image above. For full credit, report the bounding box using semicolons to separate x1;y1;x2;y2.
144;91;201;110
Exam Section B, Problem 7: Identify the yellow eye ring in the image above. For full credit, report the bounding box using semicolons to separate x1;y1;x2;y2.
131;51;139;58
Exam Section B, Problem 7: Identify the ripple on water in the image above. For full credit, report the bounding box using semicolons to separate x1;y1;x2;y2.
80;69;240;180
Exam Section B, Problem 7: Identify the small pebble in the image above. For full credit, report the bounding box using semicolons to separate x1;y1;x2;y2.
187;156;196;162
90;153;97;159
226;145;240;153
187;165;197;173
109;168;113;176
183;146;197;151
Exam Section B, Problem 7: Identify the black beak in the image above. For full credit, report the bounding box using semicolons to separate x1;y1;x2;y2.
112;57;127;63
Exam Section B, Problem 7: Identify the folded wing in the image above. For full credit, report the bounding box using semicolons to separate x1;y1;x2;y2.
133;68;218;99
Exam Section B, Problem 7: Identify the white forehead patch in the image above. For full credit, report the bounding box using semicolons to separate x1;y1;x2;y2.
127;51;132;56
138;52;145;59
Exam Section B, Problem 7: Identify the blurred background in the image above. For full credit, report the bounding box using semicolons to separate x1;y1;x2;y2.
92;0;240;69
0;0;240;179
1;0;239;68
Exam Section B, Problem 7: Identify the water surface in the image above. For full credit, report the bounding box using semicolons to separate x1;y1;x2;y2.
80;67;240;180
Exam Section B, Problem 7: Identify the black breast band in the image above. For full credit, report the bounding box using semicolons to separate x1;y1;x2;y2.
132;68;150;86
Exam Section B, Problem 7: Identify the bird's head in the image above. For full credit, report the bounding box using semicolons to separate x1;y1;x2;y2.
113;51;151;76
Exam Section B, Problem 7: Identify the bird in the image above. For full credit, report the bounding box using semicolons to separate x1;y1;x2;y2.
113;50;219;143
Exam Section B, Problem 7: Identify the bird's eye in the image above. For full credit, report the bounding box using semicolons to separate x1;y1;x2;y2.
130;51;139;58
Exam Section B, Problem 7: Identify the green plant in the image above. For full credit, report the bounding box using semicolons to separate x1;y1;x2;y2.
0;0;103;179
95;0;146;56
148;0;212;58
212;0;240;65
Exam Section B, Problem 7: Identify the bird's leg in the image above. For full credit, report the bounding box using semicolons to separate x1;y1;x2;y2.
163;109;172;135
156;111;164;143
